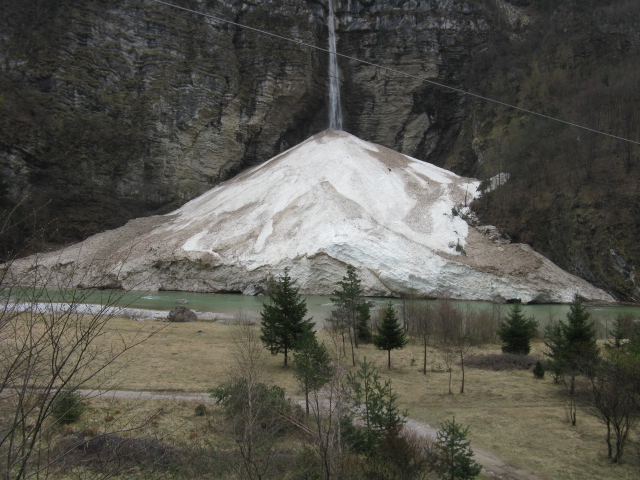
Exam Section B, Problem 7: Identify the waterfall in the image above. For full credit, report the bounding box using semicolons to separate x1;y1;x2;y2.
328;0;342;130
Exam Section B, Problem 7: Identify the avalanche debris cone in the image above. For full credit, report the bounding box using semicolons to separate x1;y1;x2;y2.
9;130;613;303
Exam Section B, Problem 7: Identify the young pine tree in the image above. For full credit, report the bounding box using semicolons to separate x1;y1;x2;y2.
346;358;407;454
545;295;599;380
435;417;482;480
563;294;599;376
260;268;314;366
292;335;334;415
373;302;407;369
545;294;599;426
497;302;538;355
533;361;545;379
544;321;567;382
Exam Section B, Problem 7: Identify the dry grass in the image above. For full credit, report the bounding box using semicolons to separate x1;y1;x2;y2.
88;317;638;480
96;317;299;392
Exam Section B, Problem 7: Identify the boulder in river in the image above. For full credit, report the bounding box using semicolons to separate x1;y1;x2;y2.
166;306;197;323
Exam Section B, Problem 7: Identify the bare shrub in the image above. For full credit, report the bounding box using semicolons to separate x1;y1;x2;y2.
0;222;161;479
54;433;178;471
465;353;543;371
211;324;300;479
234;308;257;326
464;307;501;346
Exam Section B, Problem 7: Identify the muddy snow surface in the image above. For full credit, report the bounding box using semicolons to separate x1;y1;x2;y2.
10;130;613;303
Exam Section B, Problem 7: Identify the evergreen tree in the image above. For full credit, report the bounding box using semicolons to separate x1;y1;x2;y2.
356;301;372;343
545;295;599;378
544;294;599;425
627;329;640;356
533;361;545;379
260;268;314;366
293;335;334;415
497;302;538;355
607;315;638;350
373;302;407;369
544;321;566;382
563;294;599;375
346;358;407;454
435;417;482;480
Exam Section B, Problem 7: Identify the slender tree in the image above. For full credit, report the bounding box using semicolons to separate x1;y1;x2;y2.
373;302;407;369
607;314;637;350
260;268;314;366
544;294;599;425
330;265;371;365
293;335;334;415
544;321;566;382
587;350;640;463
211;325;296;480
497;302;538;355
405;299;433;375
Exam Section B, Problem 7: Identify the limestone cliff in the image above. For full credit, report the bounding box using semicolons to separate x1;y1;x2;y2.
0;0;502;241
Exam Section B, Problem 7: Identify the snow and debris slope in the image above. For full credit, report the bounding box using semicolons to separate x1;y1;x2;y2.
10;130;613;303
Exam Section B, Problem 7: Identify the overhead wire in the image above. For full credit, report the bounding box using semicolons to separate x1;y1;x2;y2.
150;0;640;146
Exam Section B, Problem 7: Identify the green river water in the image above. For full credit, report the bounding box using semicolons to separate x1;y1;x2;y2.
10;288;639;338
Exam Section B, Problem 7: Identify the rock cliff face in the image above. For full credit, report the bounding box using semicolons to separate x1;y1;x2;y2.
1;0;639;300
0;0;500;242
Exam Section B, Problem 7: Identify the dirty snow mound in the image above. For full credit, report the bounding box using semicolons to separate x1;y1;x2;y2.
8;130;613;304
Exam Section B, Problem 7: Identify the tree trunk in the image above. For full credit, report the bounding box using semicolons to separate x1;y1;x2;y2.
569;392;577;426
351;310;359;348
423;336;427;375
349;330;356;366
387;349;391;370
460;350;465;394
305;390;309;416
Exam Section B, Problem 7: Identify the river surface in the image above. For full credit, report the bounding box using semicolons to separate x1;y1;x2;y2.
9;288;639;338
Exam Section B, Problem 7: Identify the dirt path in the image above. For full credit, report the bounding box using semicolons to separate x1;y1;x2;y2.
80;389;547;480
405;418;547;480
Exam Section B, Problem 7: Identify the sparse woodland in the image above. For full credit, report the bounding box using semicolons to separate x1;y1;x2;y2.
3;263;640;480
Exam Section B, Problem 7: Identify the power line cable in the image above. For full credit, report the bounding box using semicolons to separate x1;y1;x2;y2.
150;0;640;146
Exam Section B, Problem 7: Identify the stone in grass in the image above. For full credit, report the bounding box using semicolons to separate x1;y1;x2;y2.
166;306;198;323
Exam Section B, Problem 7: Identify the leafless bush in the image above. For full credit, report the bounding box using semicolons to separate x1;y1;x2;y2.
54;433;178;472
465;353;544;371
464;307;502;346
0;233;161;479
234;308;257;326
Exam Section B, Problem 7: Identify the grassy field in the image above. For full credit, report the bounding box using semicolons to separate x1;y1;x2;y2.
83;316;638;480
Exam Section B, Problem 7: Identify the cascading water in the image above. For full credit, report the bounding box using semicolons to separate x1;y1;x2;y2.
328;0;342;130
